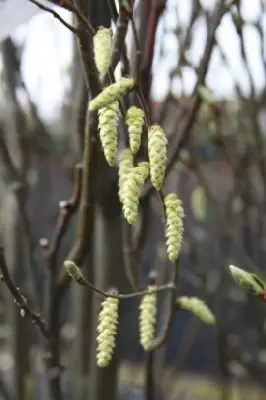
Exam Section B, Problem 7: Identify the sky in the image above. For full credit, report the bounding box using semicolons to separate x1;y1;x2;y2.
4;0;266;120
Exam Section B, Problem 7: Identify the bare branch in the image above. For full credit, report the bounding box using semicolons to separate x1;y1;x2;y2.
0;246;51;341
28;0;81;34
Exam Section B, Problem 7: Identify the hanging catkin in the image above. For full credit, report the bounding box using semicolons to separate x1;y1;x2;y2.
139;285;157;351
93;27;112;74
122;163;149;224
164;193;184;262
98;101;119;166
96;296;119;367
118;148;134;203
89;77;135;111
125;106;145;154
148;124;167;191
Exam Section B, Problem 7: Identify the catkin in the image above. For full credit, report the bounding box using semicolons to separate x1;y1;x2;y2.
125;106;145;154
98;101;119;166
122;163;149;224
139;286;157;351
164;193;184;262
148;124;167;191
89;77;135;111
96;296;119;367
93;27;112;74
177;296;215;325
118;148;134;203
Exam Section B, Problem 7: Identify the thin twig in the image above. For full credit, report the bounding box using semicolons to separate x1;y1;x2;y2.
110;3;131;70
45;164;83;270
60;0;95;35
0;246;51;341
73;273;175;299
29;0;81;34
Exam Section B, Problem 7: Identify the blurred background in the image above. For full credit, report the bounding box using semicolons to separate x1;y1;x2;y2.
1;0;266;399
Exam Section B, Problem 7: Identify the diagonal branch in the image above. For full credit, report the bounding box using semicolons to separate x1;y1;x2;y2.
0;246;51;341
29;0;80;34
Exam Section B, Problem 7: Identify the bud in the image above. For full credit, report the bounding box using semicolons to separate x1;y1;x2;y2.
197;85;215;105
64;260;84;282
177;296;215;325
229;265;266;296
89;77;135;111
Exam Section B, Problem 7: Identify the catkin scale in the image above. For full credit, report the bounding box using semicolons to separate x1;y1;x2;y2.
125;106;145;154
98;101;119;166
96;296;119;367
118;148;134;203
89;77;135;111
139;286;157;351
93;27;112;74
148;124;167;191
122;163;149;224
164;193;184;262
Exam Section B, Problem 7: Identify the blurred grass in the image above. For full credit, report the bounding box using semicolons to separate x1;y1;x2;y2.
119;362;264;399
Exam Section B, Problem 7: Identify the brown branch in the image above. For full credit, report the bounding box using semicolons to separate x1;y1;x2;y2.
73;274;175;299
148;258;179;351
141;0;228;199
0;129;22;186
59;0;95;34
28;0;81;34
140;0;166;103
43;164;82;400
45;164;83;270
0;246;51;341
122;196;151;291
110;3;131;71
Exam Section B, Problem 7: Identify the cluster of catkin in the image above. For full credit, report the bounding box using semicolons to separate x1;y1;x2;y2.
89;25;188;368
63;24;216;372
96;287;158;368
92;26;185;263
64;261;216;368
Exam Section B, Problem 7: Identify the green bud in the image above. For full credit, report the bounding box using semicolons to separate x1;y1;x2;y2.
197;85;215;105
64;260;84;282
229;265;266;296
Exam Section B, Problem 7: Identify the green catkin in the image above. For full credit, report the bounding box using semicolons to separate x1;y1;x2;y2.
164;193;184;262
98;101;119;166
96;296;119;367
125;106;145;154
148;124;168;191
177;296;215;325
93;27;112;75
89;77;135;111
139;286;157;351
122;163;149;225
118;148;134;203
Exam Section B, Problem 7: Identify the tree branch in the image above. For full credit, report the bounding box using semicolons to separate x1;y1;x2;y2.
0;246;51;341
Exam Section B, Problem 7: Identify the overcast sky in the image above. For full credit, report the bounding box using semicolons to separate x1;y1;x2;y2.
7;0;266;120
